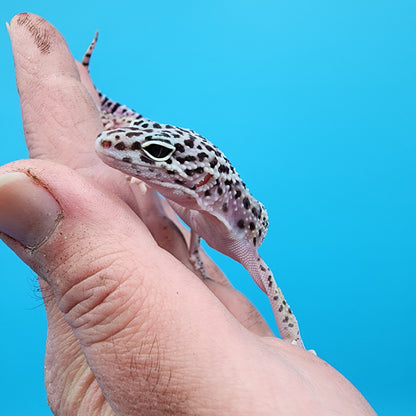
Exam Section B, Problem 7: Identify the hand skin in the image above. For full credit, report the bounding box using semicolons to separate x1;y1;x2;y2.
0;13;376;416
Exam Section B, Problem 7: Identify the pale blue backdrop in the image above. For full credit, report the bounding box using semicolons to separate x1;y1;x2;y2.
0;1;415;415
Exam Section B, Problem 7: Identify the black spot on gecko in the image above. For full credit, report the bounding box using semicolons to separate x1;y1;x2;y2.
184;138;195;148
235;190;242;199
122;156;132;163
204;189;211;197
114;142;126;151
283;316;289;323
249;222;255;230
126;131;143;138
184;155;197;162
217;186;223;195
210;158;218;168
218;164;230;174
243;197;250;210
237;219;245;229
197;152;209;161
253;237;257;246
153;123;161;129
175;143;185;153
141;123;149;128
222;203;228;212
195;166;204;174
184;169;194;176
273;295;279;301
224;179;233;186
131;142;141;150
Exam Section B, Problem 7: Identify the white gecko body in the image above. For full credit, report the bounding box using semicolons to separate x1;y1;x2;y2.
84;34;304;348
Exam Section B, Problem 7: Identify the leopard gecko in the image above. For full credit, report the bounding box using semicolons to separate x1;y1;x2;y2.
83;33;305;348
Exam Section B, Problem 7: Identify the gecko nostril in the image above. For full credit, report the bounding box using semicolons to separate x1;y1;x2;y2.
102;140;112;149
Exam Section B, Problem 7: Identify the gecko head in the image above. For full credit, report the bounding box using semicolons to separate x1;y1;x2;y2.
94;126;216;191
95;128;175;175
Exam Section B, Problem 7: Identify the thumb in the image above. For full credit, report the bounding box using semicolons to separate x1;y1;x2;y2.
0;160;264;415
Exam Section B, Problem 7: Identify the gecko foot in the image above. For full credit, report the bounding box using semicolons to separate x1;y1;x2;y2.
290;340;317;355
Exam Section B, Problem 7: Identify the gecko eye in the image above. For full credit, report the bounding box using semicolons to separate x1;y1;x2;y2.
142;140;175;161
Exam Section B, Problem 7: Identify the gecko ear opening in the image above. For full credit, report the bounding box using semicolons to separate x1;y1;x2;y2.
142;140;175;161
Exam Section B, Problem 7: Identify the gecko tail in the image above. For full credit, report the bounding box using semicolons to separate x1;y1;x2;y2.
81;31;99;69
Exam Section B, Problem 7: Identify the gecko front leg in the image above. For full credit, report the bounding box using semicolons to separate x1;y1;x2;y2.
255;257;303;347
188;230;213;281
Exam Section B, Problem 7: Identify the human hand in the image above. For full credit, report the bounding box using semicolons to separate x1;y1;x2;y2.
0;13;376;415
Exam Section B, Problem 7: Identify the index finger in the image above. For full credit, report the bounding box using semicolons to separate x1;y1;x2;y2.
8;13;102;168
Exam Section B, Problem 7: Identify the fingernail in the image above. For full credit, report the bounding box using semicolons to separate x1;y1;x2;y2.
0;172;62;248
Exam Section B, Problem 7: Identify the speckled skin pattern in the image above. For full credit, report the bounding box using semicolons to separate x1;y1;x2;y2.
84;34;304;348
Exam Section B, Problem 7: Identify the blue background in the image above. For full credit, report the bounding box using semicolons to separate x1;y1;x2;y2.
0;1;415;414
